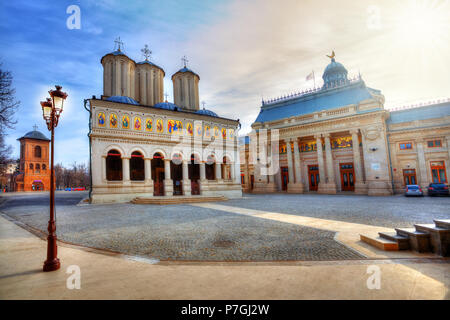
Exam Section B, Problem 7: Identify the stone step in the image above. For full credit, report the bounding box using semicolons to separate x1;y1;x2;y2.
378;232;410;250
360;234;399;251
414;224;450;257
395;228;431;253
132;196;228;205
434;219;450;229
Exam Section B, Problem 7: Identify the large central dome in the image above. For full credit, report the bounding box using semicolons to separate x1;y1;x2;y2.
322;58;349;89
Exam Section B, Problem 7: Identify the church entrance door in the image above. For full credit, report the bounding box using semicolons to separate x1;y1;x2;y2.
152;154;165;196
339;163;355;191
32;180;44;191
308;165;319;191
189;155;200;195
281;167;289;191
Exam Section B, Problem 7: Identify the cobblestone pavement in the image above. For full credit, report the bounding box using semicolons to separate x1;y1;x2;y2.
0;192;363;261
226;193;450;228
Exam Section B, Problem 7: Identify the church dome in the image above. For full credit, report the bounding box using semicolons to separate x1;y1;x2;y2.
153;101;180;111
196;109;218;117
136;60;165;74
18;130;50;141
322;58;349;89
172;67;200;80
106;96;139;105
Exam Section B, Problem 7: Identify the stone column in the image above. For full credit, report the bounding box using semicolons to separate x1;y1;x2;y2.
315;134;325;193
200;162;206;181
184;77;189;108
416;139;429;190
149;70;154;105
163;159;173;196
115;60;121;96
122;157;130;186
101;156;107;181
286;139;294;184
182;160;191;196
320;133;337;194
215;161;222;181
350;129;367;194
230;162;236;181
144;158;152;181
289;137;304;193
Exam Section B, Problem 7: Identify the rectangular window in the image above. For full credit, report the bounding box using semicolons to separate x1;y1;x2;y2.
427;140;442;148
399;142;413;150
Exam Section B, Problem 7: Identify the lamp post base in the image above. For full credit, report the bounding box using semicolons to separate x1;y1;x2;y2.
43;258;60;272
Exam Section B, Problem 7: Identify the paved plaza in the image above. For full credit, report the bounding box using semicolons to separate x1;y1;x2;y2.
0;192;449;262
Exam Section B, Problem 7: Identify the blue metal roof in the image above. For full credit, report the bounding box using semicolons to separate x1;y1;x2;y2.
18;130;50;141
196;109;218;117
172;67;200;79
106;96;139;105
254;81;377;123
387;102;450;124
136;60;165;72
153;101;179;111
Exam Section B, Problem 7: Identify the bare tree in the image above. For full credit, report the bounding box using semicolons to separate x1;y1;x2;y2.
0;63;20;134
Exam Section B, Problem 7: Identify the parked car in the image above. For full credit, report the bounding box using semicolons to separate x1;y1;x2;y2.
427;183;449;196
404;184;423;197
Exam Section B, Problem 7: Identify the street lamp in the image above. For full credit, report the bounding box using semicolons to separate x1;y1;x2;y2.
40;85;67;272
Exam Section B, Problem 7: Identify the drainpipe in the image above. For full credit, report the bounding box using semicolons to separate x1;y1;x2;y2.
83;99;93;203
386;132;395;194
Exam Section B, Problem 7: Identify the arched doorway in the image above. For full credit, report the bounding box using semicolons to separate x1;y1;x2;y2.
206;155;215;180
189;154;200;195
32;180;44;191
106;149;122;181
152;153;165;196
171;153;183;195
130;151;145;181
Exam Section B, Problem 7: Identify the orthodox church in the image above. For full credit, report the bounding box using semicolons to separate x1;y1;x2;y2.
88;41;242;203
240;53;450;195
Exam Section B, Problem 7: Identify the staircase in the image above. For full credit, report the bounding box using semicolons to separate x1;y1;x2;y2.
360;219;450;257
131;195;228;205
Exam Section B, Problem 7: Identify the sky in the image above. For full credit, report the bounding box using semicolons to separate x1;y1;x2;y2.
1;0;449;166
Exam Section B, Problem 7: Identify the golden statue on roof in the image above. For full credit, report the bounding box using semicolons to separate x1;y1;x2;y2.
326;50;336;59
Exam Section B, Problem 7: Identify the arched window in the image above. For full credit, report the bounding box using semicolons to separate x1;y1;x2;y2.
36;163;40;173
29;163;34;171
106;149;122;181
130;151;145;181
35;146;42;158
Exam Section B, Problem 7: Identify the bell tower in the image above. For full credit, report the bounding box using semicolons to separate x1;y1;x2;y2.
172;56;200;111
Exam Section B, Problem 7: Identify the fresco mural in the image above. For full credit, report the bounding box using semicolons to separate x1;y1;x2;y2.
156;119;163;133
110;113;118;128
195;123;202;137
299;141;317;152
186;122;193;136
145;118;152;131
221;128;227;140
134;117;142;130
168;119;183;134
98;112;105;127
213;126;220;138
204;125;211;138
331;136;352;149
122;115;130;129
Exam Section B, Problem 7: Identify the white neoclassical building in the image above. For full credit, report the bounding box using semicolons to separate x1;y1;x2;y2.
87;44;242;203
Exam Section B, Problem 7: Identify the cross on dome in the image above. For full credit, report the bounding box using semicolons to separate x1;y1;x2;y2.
33;124;38;131
181;55;189;68
114;37;124;52
141;44;152;61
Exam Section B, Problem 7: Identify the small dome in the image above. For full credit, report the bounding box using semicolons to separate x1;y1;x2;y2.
18;130;50;141
136;60;165;74
322;58;349;89
196;109;218;117
106;96;139;105
153;101;180;111
172;67;200;79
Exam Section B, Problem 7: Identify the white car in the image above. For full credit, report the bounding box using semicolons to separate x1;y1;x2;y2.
404;184;424;197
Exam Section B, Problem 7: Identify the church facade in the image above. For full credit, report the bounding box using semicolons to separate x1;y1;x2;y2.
240;56;450;195
88;45;241;203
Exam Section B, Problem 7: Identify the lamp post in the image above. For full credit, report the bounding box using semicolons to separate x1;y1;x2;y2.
40;85;67;272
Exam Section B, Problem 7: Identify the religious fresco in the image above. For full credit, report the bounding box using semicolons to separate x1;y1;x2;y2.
299;141;317;152
186;122;193;136
228;129;235;140
156;118;163;133
122;115;130;129
145;118;152;131
134;117;142;130
195;124;202;137
110;113;118;128
331;136;352;149
221;128;227;140
97;112;106;127
168;119;183;134
204;125;211;138
213;126;220;138
279;143;287;154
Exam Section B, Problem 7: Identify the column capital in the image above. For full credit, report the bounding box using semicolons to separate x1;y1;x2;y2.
322;133;331;139
349;129;360;135
314;134;322;139
122;157;131;160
